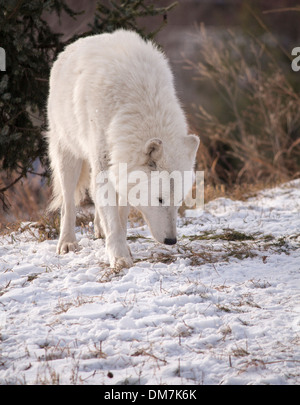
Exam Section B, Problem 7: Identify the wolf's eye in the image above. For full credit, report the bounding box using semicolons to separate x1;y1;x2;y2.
158;197;163;204
148;160;157;169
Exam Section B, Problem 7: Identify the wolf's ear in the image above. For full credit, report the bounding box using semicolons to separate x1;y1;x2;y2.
184;134;200;161
144;138;163;162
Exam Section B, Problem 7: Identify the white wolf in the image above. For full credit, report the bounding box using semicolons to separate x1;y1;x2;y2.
46;29;199;269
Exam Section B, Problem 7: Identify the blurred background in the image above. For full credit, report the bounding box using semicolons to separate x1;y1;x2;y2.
1;0;300;227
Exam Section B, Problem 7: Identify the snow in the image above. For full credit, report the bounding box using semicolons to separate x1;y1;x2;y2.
0;180;299;385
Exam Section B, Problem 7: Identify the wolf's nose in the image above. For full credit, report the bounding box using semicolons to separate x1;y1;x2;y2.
164;238;177;245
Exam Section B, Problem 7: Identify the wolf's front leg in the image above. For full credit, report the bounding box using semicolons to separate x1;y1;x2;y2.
104;206;133;270
106;231;133;270
96;204;133;270
91;167;132;270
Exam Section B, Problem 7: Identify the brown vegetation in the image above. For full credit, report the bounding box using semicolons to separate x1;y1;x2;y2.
187;26;300;191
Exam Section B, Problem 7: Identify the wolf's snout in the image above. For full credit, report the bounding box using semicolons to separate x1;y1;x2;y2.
164;237;177;245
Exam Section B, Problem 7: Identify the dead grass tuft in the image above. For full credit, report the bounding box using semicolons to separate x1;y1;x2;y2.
186;25;300;188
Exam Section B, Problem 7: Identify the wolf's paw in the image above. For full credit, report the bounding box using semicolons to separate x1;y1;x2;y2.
94;224;105;239
57;240;79;254
110;256;133;271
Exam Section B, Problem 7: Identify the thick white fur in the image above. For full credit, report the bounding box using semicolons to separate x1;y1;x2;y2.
46;29;199;269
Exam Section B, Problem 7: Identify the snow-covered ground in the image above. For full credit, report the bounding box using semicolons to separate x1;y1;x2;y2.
0;180;299;385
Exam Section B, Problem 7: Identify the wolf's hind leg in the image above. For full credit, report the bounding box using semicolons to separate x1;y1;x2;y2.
94;208;105;238
55;147;83;254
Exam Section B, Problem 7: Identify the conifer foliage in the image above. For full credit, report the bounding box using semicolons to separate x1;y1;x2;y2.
0;0;176;208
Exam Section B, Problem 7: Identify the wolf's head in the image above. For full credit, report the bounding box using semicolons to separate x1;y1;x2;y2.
125;135;200;245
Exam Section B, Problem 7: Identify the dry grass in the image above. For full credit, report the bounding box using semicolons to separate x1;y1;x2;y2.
0;172;51;225
186;25;300;188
